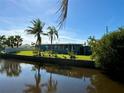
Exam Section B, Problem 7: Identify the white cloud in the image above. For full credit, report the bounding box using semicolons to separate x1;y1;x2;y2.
0;0;59;30
8;0;57;15
0;28;85;45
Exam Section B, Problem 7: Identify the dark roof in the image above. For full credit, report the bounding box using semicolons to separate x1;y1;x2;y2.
41;43;83;46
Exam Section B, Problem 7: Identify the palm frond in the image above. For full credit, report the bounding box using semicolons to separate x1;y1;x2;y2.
53;28;58;38
42;33;48;36
25;19;46;48
57;0;68;29
47;26;59;44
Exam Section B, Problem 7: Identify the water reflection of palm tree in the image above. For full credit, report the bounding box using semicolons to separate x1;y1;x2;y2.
24;65;41;93
0;62;21;77
46;73;57;93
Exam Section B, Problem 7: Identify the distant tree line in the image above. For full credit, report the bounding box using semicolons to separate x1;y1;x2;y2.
0;35;23;49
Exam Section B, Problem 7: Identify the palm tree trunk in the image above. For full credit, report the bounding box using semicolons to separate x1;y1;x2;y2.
51;36;53;51
37;34;41;56
17;42;19;48
11;44;13;48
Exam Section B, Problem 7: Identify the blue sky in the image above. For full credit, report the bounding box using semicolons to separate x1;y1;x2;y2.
0;0;124;44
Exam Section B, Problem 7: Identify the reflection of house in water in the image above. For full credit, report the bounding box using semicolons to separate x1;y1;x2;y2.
44;65;97;79
40;44;92;55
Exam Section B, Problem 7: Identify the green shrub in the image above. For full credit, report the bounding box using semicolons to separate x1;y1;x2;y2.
63;55;67;59
92;27;124;73
68;51;76;59
54;54;58;58
33;49;39;56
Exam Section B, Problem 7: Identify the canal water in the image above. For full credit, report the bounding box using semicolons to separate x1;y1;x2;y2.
0;59;124;93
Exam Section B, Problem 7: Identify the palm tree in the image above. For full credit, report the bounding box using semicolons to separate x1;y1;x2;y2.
58;0;69;28
0;35;6;49
15;35;23;48
6;36;15;48
47;26;58;50
25;19;45;56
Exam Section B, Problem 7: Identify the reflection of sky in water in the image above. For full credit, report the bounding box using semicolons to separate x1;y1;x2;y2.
0;59;124;93
20;63;33;69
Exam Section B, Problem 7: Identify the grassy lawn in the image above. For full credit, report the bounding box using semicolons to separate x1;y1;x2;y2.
16;51;33;56
16;50;92;61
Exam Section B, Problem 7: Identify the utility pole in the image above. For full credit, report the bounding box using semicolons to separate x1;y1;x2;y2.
106;26;109;34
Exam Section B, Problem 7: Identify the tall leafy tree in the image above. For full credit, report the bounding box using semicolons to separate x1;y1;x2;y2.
15;35;23;48
47;26;58;45
91;27;124;74
25;19;45;56
6;36;15;48
0;35;6;49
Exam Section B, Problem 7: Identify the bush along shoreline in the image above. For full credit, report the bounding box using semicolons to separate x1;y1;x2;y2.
90;27;124;76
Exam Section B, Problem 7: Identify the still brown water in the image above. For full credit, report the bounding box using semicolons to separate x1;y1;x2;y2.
0;59;124;93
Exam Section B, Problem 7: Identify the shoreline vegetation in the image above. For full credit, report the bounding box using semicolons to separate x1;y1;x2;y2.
15;50;92;61
0;53;95;68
